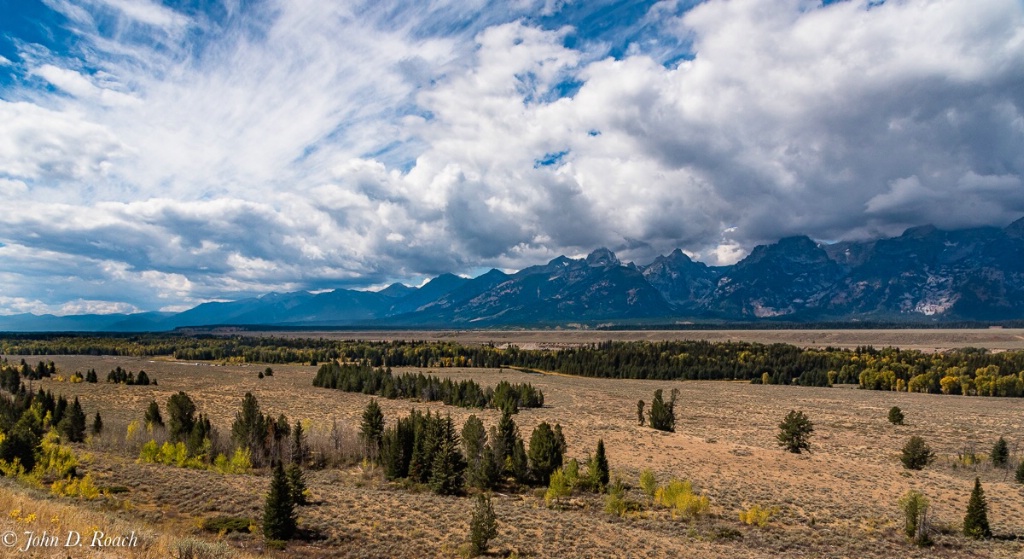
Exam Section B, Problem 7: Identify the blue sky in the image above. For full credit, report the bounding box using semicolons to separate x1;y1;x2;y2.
0;0;1022;315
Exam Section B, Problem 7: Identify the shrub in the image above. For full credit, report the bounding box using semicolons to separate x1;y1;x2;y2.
1016;459;1024;484
171;537;235;559
901;436;935;470
888;406;905;425
544;468;571;509
777;410;813;454
738;504;778;528
199;516;253;534
639;468;657;501
655;479;710;520
469;494;497;557
898;490;931;546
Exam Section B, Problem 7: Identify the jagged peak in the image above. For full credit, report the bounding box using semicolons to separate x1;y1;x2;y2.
1005;216;1024;238
586;247;620;267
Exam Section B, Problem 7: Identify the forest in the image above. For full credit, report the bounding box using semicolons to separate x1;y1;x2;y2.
2;334;1024;396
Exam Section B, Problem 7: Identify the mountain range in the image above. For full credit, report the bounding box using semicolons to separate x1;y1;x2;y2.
3;218;1024;331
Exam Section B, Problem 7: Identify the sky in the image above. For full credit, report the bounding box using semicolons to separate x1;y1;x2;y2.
0;0;1022;315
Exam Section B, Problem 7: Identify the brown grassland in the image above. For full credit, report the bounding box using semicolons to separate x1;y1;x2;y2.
2;331;1024;558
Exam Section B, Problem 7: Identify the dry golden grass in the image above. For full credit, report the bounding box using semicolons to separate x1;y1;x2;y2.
6;351;1024;558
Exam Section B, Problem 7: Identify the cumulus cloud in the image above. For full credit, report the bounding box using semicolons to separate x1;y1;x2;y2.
0;0;1021;313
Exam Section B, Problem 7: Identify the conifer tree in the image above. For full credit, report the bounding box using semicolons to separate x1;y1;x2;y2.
963;477;991;539
637;400;645;426
429;416;466;495
144;400;164;428
232;392;268;463
286;463;308;506
777;410;813;453
589;439;610;490
901;436;935;470
263;461;297;541
91;412;103;436
991;437;1009;468
58;397;87;443
527;422;563;485
359;399;385;460
648;389;676;432
888;406;905;425
167;392;196;443
462;415;490;489
291;420;305;465
469;494;498;557
1016;459;1024;484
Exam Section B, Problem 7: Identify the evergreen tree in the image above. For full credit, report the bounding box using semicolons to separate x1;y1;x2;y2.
991;437;1009;468
91;412;103;436
648;389;676;432
263;461;297;541
359;399;385;460
462;415;491;489
899;489;931;546
900;436;935;470
286;463;308;506
1015;459;1024;484
469;494;498;557
429;416;466;495
553;423;567;459
963;477;991;539
144;400;164;428
888;406;905;425
291;420;305;465
636;400;645;426
136;370;151;385
510;438;529;485
167;392;197;443
777;410;813;454
589;439;610;490
527;422;563;485
232;393;268;463
58;397;87;443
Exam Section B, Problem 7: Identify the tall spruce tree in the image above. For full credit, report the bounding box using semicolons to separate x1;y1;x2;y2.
963;477;991;539
462;415;491;489
91;412;103;436
286;463;308;506
429;416;466;495
58;397;86;443
167;392;197;443
263;461;297;540
359;399;385;460
232;392;268;463
291;420;305;465
590;439;610;490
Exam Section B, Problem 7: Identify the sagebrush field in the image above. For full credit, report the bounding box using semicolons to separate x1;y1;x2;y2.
2;334;1024;558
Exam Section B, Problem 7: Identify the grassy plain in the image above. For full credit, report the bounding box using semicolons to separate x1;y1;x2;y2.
3;333;1024;558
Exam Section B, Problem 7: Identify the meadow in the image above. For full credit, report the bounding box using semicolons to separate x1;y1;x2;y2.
1;343;1023;558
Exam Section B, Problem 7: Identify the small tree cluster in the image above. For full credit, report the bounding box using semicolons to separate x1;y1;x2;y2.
106;366;153;385
379;409;466;495
230;392;292;467
899;490;931;546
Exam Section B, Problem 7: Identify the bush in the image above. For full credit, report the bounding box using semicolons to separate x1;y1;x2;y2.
888;406;905;425
777;410;813;454
171;538;235;559
199;516;253;533
901;437;935;470
655;479;710;520
739;504;778;528
1016;459;1024;484
639;468;657;501
898;490;931;546
469;494;497;557
544;468;571;509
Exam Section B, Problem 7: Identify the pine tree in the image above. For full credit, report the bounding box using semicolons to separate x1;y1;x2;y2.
429;416;466;495
286;463;308;506
263;461;297;541
636;400;645;426
888;406;905;425
589;439;610;491
232;392;268;463
91;412;103;436
527;422;563;485
58;397;87;443
144;400;164;428
167;392;196;443
462;415;490;489
991;437;1009;468
899;489;931;545
900;436;935;470
359;399;385;460
291;420;305;465
963;477;991;539
1016;459;1024;484
648;389;676;432
469;493;498;557
777;410;813;454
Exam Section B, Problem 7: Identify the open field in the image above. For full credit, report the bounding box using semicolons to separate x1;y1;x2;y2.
2;353;1023;558
247;328;1024;352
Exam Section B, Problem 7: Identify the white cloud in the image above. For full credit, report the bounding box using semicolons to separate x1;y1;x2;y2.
0;0;1022;314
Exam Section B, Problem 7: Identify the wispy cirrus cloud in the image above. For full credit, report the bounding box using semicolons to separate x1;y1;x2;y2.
0;0;1022;314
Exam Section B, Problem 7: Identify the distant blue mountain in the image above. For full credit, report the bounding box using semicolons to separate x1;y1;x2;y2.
3;218;1023;331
